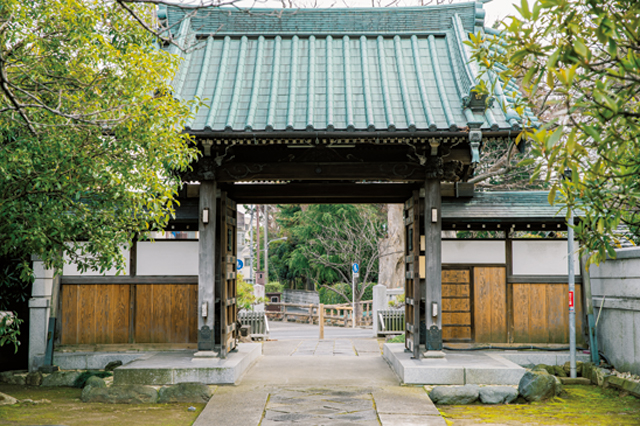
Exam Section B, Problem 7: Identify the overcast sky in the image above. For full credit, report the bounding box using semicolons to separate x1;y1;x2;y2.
228;0;520;27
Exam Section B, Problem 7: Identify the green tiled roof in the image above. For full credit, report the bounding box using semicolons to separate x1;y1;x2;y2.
442;191;567;222
163;3;530;135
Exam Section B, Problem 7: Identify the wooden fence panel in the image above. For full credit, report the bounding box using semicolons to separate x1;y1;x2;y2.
60;284;130;345
61;283;197;345
512;283;584;344
134;284;198;344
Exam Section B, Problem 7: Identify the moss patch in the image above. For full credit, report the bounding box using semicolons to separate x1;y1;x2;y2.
0;384;205;426
439;385;640;426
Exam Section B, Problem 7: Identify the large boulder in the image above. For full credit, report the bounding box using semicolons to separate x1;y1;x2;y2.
563;361;584;377
84;376;106;389
42;371;82;387
0;392;18;406
82;384;158;404
533;364;555;375
518;370;561;402
0;371;26;385
478;386;519;405
553;365;567;378
26;371;43;386
429;385;480;405
158;382;213;403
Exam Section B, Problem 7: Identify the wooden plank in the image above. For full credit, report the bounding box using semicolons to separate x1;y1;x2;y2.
442;284;470;298
443;298;470;311
134;285;153;343
474;268;491;343
529;284;548;343
61;285;78;345
547;284;566;343
188;285;198;343
490;268;507;342
113;285;130;344
442;312;471;325
442;270;470;284
154;284;170;343
443;326;472;340
95;285;111;344
512;284;530;343
173;285;189;343
78;285;96;344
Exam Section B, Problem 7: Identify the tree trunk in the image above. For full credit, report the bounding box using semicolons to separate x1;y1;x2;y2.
378;204;404;289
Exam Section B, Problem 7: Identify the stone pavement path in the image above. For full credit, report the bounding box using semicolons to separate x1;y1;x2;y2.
193;327;447;426
264;338;381;357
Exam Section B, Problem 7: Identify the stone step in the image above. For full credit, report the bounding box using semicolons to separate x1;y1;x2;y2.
113;343;261;385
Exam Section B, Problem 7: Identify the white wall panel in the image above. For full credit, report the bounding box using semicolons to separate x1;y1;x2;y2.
62;244;129;276
512;240;580;275
136;241;198;276
442;240;506;264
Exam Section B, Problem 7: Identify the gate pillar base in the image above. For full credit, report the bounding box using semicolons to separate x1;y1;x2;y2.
198;325;215;351
426;325;443;351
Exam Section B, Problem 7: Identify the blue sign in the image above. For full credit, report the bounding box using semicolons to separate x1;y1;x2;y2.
352;263;359;274
237;259;244;270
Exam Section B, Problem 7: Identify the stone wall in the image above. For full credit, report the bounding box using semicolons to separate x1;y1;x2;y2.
590;247;640;375
282;289;319;305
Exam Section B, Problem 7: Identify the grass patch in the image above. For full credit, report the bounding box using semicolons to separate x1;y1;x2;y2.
0;384;206;426
439;385;640;425
386;334;405;343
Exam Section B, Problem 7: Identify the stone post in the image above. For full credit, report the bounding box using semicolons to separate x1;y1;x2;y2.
28;256;55;372
372;284;387;337
254;283;265;312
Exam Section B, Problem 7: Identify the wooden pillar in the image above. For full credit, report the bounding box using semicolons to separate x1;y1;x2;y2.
198;181;217;351
424;179;442;349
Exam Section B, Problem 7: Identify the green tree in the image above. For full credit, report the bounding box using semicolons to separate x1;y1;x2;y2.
469;0;640;263
273;204;385;310
0;0;198;278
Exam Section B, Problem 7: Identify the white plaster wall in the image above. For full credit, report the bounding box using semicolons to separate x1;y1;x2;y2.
136;241;198;276
62;244;129;276
512;240;580;275
441;240;506;264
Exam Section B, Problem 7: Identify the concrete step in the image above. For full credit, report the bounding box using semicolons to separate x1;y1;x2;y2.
113;343;261;385
383;343;526;385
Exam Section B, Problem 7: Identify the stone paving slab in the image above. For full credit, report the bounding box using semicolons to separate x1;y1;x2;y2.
193;386;268;426
262;388;379;425
378;413;447;426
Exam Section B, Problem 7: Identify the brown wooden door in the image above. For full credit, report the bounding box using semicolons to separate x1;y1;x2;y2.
404;190;421;357
218;192;238;357
473;266;507;343
442;268;473;341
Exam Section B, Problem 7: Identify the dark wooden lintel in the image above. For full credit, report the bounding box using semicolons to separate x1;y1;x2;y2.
230;184;414;204
215;161;429;182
